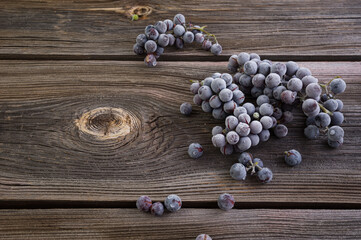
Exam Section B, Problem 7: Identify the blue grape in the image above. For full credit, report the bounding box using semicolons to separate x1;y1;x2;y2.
256;95;270;106
327;126;344;141
173;14;185;25
211;43;222;55
249;134;260;146
164;19;174;31
183;31;195;44
296;67;312;79
218;193;235;210
180;102;192;116
145;25;159;40
287;78;303;91
238;152;253;165
198;85;213;100
233;106;247;118
226;131;240;145
209;95;222;109
155;21;167;34
301;75;318;89
202;40;212;50
259;129;270;142
243;61;258;75
280;90;297;105
225;115;239;131
336;99;343;111
258;62;271;76
243;102;255;115
144;54;157;67
328;137;344;148
284;149;302;166
233;90;245;105
257;167;273;183
259;103;274;116
237;52;250;65
188;143;203;159
271;62;287;77
211;78;226;93
236;122;250;136
220;143;234;155
212;107;227;119
265;73;281;88
195;33;205;44
223;100;237;114
164;194;182;212
286;61;299;76
144;40;157;53
174;25;185;37
212;126;224;136
304;125;319;139
133;43;144;55
305;83;322;99
330;78;346;94
236;136;252;152
230;163;247;180
157;34;169;47
274;124;288;138
331;111;344;125
252;74;266;88
136;34;148;46
201;101;212;113
239;74;252;88
219;88;233;102
260;116;273;130
167;34;175;46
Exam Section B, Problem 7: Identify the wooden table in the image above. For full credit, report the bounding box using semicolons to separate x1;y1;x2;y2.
1;1;361;239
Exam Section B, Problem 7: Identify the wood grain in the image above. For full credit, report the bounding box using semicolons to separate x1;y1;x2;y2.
0;0;360;59
0;60;360;206
0;208;361;239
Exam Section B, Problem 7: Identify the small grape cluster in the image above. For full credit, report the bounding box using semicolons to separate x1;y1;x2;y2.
136;194;182;217
190;72;244;119
133;13;222;67
230;152;273;183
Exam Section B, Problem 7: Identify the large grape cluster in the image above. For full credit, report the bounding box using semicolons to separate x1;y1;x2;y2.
133;14;222;67
188;52;346;166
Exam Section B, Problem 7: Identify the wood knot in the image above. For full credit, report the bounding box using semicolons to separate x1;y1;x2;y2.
128;6;152;19
75;107;135;140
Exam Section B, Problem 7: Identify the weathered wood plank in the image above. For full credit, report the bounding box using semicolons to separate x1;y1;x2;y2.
0;61;360;206
0;209;360;239
0;0;360;59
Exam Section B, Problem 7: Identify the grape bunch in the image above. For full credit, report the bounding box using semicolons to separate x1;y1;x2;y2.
227;52;346;148
231;152;273;183
133;14;222;67
190;72;245;119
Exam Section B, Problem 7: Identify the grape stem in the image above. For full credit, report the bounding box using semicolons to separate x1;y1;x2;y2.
318;103;333;116
188;26;218;44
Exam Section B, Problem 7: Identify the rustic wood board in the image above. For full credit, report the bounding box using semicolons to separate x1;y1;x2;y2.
0;60;360;206
0;0;360;59
0;208;360;239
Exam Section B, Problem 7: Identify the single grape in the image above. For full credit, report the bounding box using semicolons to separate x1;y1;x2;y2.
188;143;203;159
238;113;251;124
239;74;253;88
331;111;344;125
251;87;263;98
260;116;273;130
270;116;277;128
274;124;288;138
183;31;195;44
233;106;247;118
235;122;250;136
211;43;222;55
330;78;346;94
164;19;174;31
195;33;205;44
202;40;212;50
271;62;287;76
272;107;283;120
259;129;270;142
212;72;222;78
237;52;251;65
209;95;222;108
323;99;338;112
155;21;167;34
190;82;201;94
221;73;233;86
250;53;261;60
228;55;239;69
287;78;303;92
272;86;286;100
282;111;294;123
335;99;343;111
145;25;159;40
259;103;274;116
133;43;144;55
243;61;258;75
230;163;247;180
328;137;344;148
212;126;223;136
315;112;331;128
238;152;253;165
202;77;214;87
302;99;320;117
228;83;239;92
305;83;322;99
284;149;302;166
220;144;234;155
226;131;240;145
154;46;164;59
236;136;252;152
219;88;233;102
136;33;148;47
286;61;299;76
225;115;239;131
218;193;235;210
223;100;237;114
327;126;344;141
304;125;320;139
258;62;271;76
265;73;281;88
250;120;263;134
252;74;266;88
212;107;227;119
193;94;202;106
296;67;312;79
211;78;227;93
302;75;318;88
249;134;260;146
174;25;186;37
157;34;169;47
180;102;192;116
198;85;213;100
173;13;185;25
257;167;273;183
280;90;297;105
167;34;175;46
233;90;245;105
243;102;256;115
201;101;212;113
175;37;184;49
263;87;274;98
212;134;226;147
256;95;270;106
144;40;157;53
136;195;152;212
144;54;157;67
